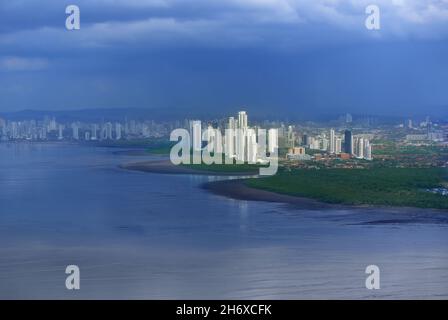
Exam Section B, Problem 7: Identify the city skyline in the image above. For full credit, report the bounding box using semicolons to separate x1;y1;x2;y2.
2;110;446;168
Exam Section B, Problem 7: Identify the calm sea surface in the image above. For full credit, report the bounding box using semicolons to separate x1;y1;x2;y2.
0;143;447;299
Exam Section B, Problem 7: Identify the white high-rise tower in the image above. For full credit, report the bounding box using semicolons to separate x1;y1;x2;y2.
329;129;335;154
246;128;257;164
268;128;278;154
357;138;364;158
364;139;372;160
238;111;248;130
115;123;122;140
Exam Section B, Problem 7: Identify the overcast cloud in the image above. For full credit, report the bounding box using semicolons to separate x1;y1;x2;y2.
0;0;447;116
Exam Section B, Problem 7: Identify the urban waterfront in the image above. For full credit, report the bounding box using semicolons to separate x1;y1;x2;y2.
0;142;447;299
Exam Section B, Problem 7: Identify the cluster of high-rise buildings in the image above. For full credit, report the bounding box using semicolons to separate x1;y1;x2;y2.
402;116;446;143
0;117;173;141
188;111;279;163
0;112;373;161
343;130;372;160
5;111;447;165
295;128;372;160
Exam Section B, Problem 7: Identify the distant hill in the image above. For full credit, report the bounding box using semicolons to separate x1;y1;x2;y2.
0;106;445;123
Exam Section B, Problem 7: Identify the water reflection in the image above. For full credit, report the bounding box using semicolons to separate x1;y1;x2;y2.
0;143;447;299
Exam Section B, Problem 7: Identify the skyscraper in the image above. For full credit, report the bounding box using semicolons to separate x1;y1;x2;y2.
268;128;278;154
345;113;353;123
235;129;246;162
115;123;122;140
238;111;248;130
72;123;79;140
344;130;353;155
335;137;342;154
287;126;295;148
104;122;113;140
58;124;64;140
321;138;329;151
357;138;364;158
329;129;335;154
364;139;372;160
246;128;257;164
91;124;98;140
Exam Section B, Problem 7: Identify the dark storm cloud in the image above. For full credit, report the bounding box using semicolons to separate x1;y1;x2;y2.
1;0;448;115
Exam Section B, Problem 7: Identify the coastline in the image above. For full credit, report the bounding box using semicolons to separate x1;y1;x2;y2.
113;149;149;156
202;179;341;209
119;159;448;212
120;160;259;176
202;179;448;213
120;159;338;208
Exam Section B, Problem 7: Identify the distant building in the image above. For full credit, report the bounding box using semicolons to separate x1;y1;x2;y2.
428;131;444;142
268;128;278;154
288;147;306;155
91;124;98;140
310;137;320;150
115;123;122;140
406;134;428;141
103;122;113;140
286;126;295;148
356;138;364;159
72;123;79;140
189;120;202;152
58;125;64;140
302;134;308;146
287;153;312;161
238;111;248;130
246;128;257;163
344;130;353;155
329;129;335;154
287;146;309;160
321;138;329;151
226;117;236;157
364;140;372;160
345;113;353;123
335;137;342;154
339;153;351;160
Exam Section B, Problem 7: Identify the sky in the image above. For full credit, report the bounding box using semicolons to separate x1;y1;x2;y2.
1;0;448;117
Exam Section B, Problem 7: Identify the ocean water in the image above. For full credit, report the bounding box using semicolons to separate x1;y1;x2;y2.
0;142;447;299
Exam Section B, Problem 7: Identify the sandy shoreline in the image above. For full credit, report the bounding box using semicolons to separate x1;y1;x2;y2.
120;160;259;176
121;159;336;208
